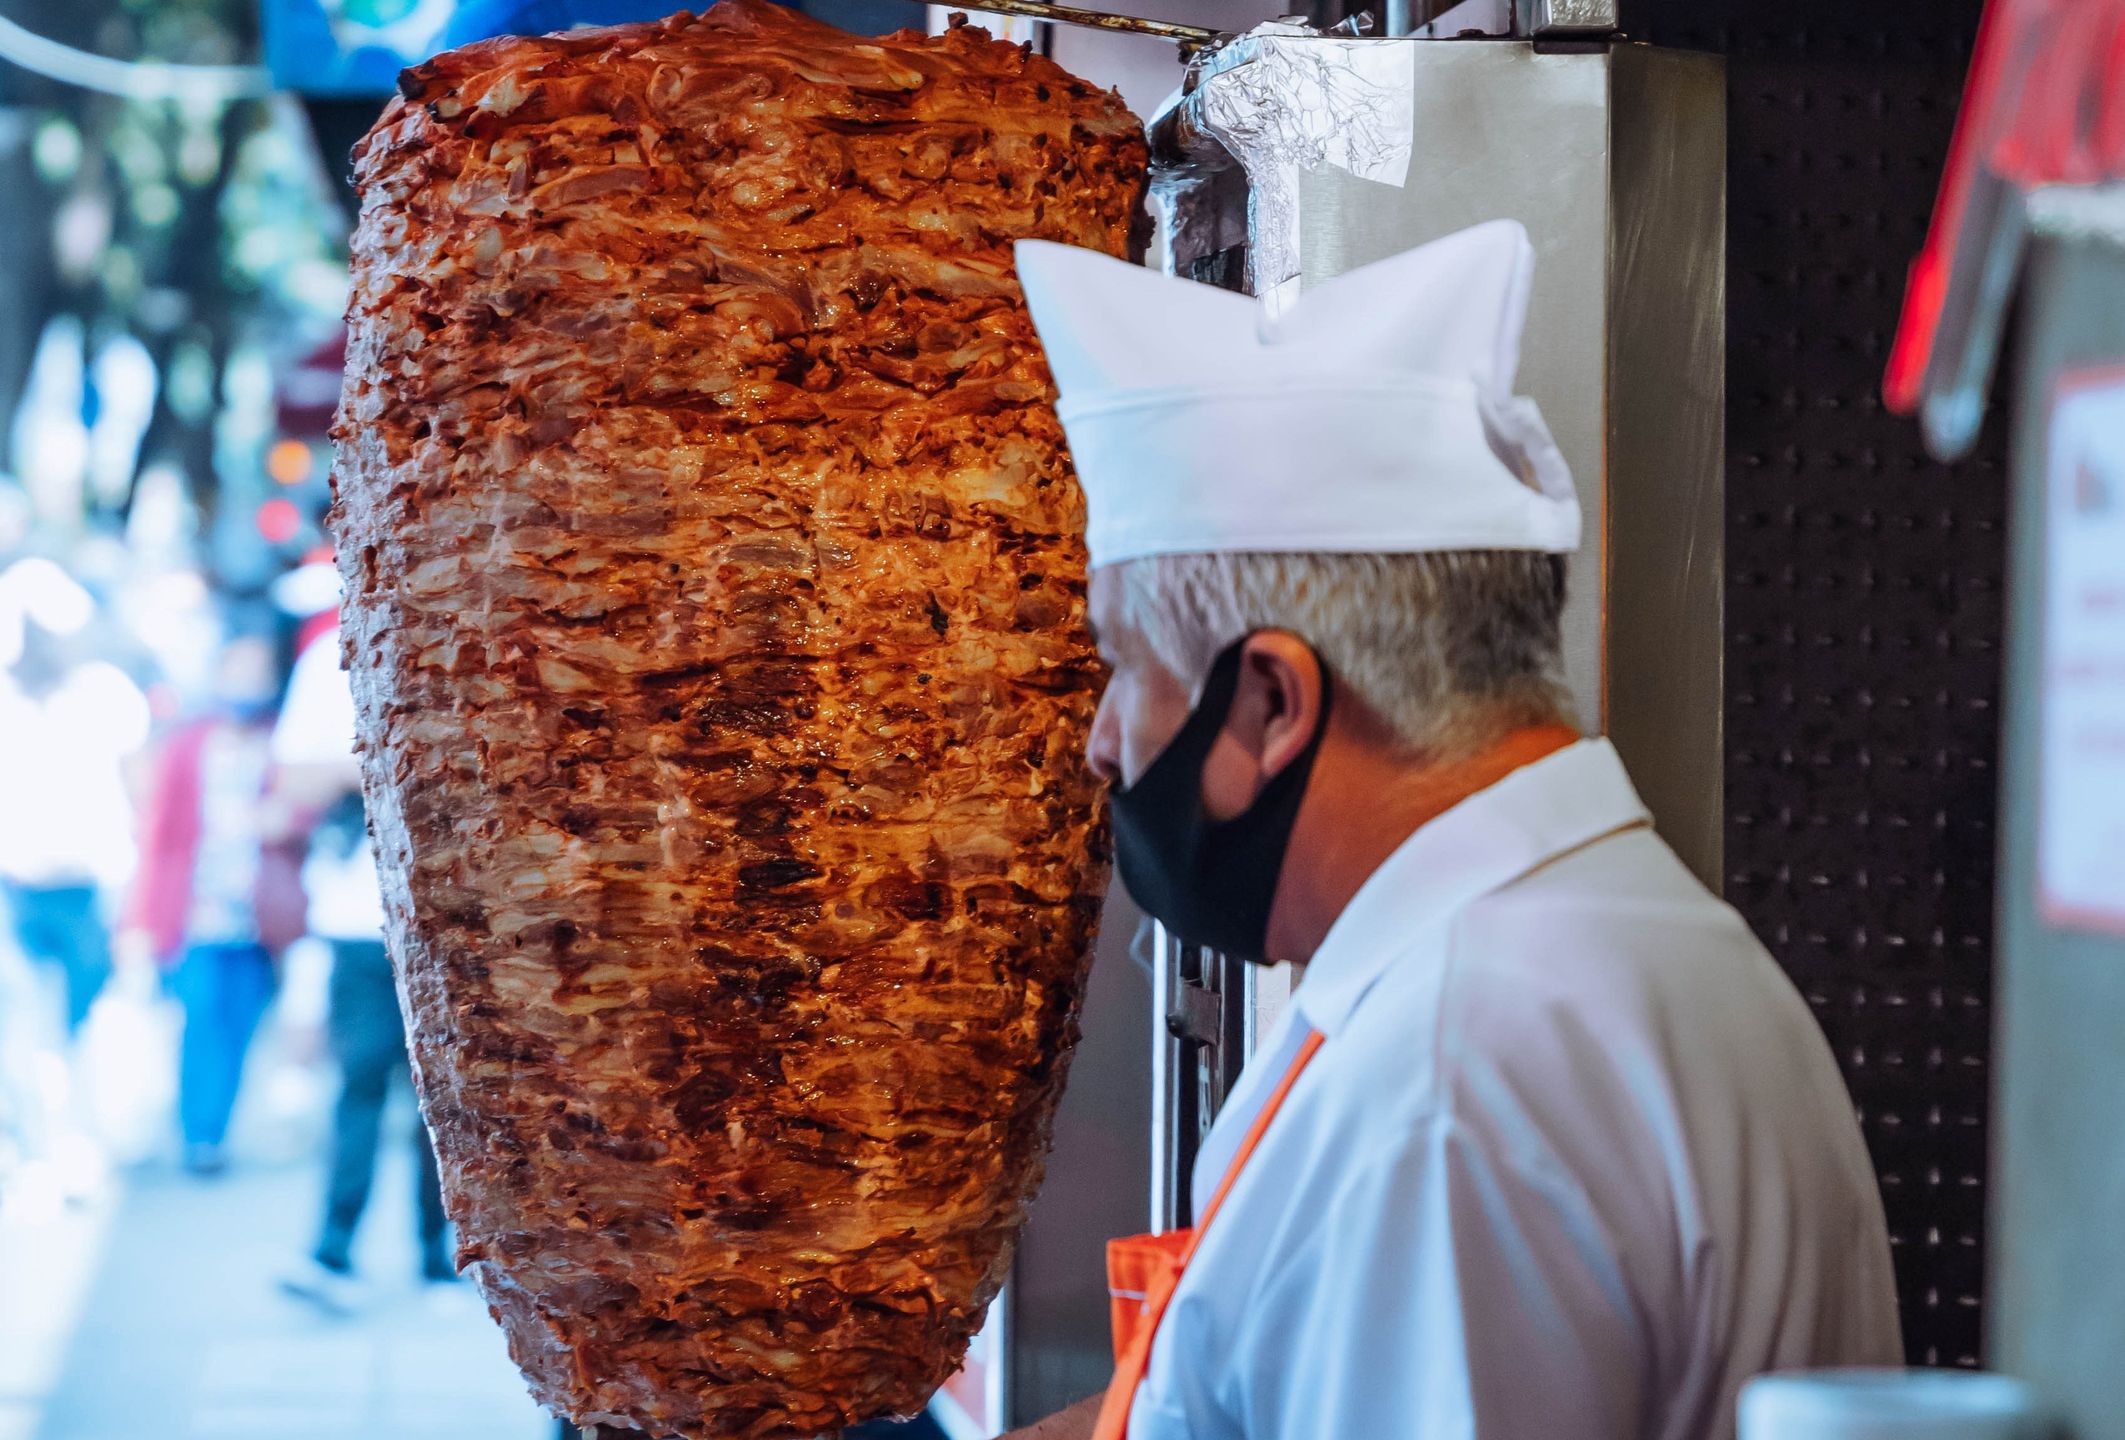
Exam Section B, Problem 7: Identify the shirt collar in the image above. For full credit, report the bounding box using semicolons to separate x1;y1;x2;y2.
1292;738;1652;1037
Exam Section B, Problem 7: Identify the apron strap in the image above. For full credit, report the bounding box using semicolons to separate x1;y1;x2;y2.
1191;1028;1325;1237
1091;1028;1326;1440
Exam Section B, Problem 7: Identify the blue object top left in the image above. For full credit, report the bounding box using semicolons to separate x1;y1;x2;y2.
261;0;679;97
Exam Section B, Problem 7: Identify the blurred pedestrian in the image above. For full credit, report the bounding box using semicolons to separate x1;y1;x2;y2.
125;615;307;1176
0;631;149;1036
271;596;452;1310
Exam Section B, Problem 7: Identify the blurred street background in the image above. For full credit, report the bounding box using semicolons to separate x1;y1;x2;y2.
0;0;555;1433
2;0;963;1432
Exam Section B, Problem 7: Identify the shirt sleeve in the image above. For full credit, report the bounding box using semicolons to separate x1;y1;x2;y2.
1207;1111;1649;1440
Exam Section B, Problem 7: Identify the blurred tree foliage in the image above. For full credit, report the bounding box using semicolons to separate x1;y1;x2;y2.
0;0;346;538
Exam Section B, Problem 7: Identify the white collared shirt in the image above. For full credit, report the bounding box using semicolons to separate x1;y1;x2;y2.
1131;740;1901;1440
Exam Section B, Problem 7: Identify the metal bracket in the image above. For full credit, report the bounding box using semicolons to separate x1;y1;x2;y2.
1149;927;1257;1232
1167;973;1224;1050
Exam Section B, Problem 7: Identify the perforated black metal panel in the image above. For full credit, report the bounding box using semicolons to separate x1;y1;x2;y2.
1627;0;2006;1369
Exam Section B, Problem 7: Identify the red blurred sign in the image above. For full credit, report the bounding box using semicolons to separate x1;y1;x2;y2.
1886;0;2125;454
256;496;302;545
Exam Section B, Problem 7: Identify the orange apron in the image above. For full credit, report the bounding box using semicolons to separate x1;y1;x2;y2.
1091;1028;1327;1440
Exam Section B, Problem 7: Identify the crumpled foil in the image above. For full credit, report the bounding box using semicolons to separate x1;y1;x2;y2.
1149;24;1415;311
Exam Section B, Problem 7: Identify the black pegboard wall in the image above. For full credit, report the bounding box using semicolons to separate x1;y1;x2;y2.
1628;0;2008;1369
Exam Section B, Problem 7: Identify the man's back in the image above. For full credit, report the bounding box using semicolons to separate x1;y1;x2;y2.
1432;824;1903;1437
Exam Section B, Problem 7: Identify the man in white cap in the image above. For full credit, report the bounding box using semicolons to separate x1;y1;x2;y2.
1002;221;1901;1440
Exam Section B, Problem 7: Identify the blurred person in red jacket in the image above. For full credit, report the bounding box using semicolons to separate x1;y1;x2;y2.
126;610;308;1176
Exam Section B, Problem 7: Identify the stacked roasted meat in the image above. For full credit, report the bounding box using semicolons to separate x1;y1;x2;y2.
331;4;1143;1433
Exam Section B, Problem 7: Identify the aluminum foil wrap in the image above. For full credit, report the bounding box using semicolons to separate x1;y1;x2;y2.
1150;24;1414;310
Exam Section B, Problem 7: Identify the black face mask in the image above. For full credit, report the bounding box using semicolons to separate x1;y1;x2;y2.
1109;635;1333;962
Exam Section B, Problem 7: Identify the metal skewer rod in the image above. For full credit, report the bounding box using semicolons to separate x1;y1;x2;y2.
943;0;1220;45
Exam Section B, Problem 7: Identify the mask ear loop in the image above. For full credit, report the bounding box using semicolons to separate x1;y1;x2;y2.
1202;631;1336;811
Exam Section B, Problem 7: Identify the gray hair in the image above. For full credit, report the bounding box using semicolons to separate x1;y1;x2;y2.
1109;550;1574;759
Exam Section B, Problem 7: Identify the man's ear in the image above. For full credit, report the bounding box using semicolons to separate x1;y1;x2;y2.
1241;632;1327;780
1198;632;1326;821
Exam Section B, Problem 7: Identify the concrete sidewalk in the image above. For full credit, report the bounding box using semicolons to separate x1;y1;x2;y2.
11;1140;547;1440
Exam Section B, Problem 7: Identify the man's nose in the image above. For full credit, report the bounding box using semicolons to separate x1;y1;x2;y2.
1087;692;1124;787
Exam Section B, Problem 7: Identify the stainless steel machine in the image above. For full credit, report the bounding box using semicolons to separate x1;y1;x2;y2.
1140;0;1727;1229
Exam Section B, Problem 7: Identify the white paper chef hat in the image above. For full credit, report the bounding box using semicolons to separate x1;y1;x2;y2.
1014;219;1581;568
